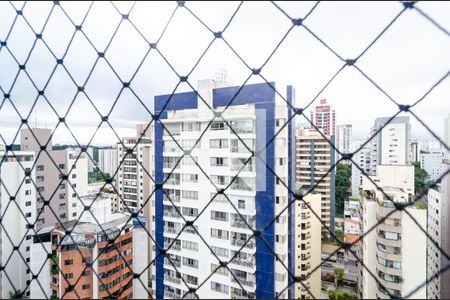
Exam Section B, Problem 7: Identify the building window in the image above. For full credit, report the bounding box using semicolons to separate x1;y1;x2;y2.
25;212;32;218
211;121;227;131
182;257;198;269
210;139;228;149
210;157;228;167
211;246;229;258
59;164;65;169
211;211;228;221
25;201;32;207
37;175;44;182
65;273;73;279
37;165;44;171
182;240;198;251
25;190;32;195
82;284;90;290
211;228;229;240
64;259;73;265
82;270;90;276
182;190;198;200
211;281;229;294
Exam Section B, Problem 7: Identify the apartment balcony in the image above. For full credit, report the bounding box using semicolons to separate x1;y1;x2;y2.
164;258;181;268
164;227;181;235
231;290;256;299
164;290;181;299
231;238;256;250
376;236;401;248
164;274;182;285
230;182;254;192
164;195;181;203
164;242;181;252
165;179;181;186
231;274;256;288
231;219;255;230
164;211;181;219
230;257;256;269
377;276;403;291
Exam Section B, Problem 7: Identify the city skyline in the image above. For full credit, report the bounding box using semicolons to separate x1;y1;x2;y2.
0;2;449;146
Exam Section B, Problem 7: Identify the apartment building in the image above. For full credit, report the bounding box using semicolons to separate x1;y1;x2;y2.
115;125;152;215
20;128;88;229
152;80;295;298
296;128;336;237
87;147;96;172
310;99;336;137
368;116;411;174
293;193;321;299
444;113;450;160
336;124;352;163
359;165;426;299
0;151;36;298
98;147;118;177
351;139;371;198
29;213;148;299
420;149;443;182
427;161;450;299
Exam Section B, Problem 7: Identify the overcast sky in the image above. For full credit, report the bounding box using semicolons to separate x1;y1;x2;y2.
0;1;449;146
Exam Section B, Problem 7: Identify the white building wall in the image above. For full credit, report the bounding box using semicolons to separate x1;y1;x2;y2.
29;241;52;299
420;150;443;182
0;152;36;299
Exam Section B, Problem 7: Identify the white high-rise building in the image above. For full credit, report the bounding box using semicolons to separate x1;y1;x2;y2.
358;165;426;299
410;139;419;163
420;149;443;181
427;161;450;299
0;151;36;299
20;128;88;229
86;146;96;172
351;139;371;198
444;113;450;160
151;80;299;299
368;116;411;174
98;147;117;176
115;126;152;215
336;124;352;162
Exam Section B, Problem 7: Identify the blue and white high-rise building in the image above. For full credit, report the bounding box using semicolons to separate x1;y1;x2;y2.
151;79;298;299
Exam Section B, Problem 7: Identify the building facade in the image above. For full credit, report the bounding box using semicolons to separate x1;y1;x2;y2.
29;214;148;299
420;149;443;181
0;151;36;298
310;99;336;137
351;140;371;198
359;165;426;299
115;127;152;215
152;80;296;298
368;116;411;174
444;114;450;160
293;193;321;299
336;124;352;163
296;128;336;238
427;161;450;299
20;128;88;229
98;147;118;177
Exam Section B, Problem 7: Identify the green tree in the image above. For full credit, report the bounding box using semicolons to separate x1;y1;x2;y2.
334;267;345;288
328;290;336;299
335;163;352;216
9;290;23;299
413;161;430;197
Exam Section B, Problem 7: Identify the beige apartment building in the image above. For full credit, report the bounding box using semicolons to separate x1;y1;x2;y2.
358;165;426;299
296;128;335;238
20;128;88;229
293;193;321;299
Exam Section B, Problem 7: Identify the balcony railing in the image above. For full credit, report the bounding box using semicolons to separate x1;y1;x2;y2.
230;257;255;268
231;274;256;288
164;290;181;299
164;258;181;268
164;211;181;219
164;195;181;203
231;219;255;230
164;274;181;285
164;227;181;235
231;239;255;249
